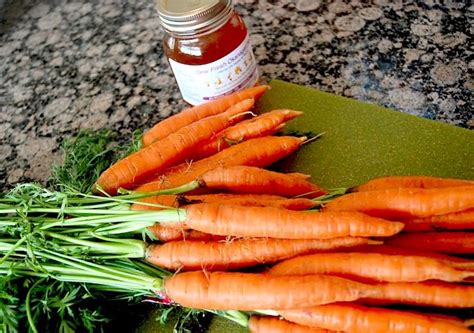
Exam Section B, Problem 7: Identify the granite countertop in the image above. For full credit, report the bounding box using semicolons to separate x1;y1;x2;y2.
1;0;472;190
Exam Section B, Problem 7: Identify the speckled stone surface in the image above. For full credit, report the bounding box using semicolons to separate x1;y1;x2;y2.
0;0;472;189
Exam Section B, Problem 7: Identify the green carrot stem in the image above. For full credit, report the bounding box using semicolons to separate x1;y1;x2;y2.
49;221;155;238
0;259;150;282
51;181;199;205
43;232;147;258
19;208;144;215
103;181;200;200
208;310;249;327
311;187;347;203
211;310;277;329
0;268;48;278
225;310;250;326
51;276;158;290
0;236;27;264
0;261;85;275
20;271;156;291
129;259;171;278
92;221;157;235
74;202;129;209
0;181;198;205
0;220;19;226
254;310;279;316
25;278;43;333
56;249;167;283
39;209;185;230
46;227;96;235
0;261;161;292
35;249;162;287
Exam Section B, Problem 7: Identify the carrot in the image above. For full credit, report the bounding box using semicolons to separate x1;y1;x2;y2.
134;195;180;209
132;166;326;203
198;166;327;198
403;208;474;232
147;224;184;242
280;303;471;333
183;204;404;239
132;194;317;211
248;316;331;333
138;194;318;242
324;186;474;219
354;175;474;192
191;109;302;160
94;103;248;194
385;231;474;254
135;194;319;243
146;237;370;271
131;195;182;211
142;85;269;146
287;172;312;180
147;224;225;242
345;244;474;269
180;230;226;242
163;271;377;310
268;252;473;283
371;280;474;308
135;136;306;192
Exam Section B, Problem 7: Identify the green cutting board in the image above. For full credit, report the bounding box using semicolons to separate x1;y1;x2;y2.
265;79;473;186
137;79;474;332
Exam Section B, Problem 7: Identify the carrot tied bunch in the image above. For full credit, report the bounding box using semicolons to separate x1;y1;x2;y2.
94;88;474;332
3;86;473;333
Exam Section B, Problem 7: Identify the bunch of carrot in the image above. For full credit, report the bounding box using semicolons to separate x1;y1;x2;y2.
93;86;474;332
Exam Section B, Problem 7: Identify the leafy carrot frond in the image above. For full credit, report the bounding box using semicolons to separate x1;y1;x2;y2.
50;130;117;193
0;276;20;333
4;275;110;333
50;129;143;194
172;308;210;333
116;129;143;160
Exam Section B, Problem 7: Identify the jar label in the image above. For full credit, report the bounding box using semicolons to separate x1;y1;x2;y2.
168;34;259;105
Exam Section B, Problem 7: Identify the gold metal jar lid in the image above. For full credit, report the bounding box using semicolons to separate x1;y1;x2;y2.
156;0;233;35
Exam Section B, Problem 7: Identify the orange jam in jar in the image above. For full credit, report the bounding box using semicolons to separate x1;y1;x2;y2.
156;0;259;105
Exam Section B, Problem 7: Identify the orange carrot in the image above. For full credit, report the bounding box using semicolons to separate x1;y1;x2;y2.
287;172;312;180
183;204;404;239
179;230;226;242
146;237;370;271
198;166;327;198
189;194;316;210
136;136;306;192
138;194;319;242
249;316;331;333
354;175;474;192
163;271;377;310
142;85;269;146
147;224;225;242
324;186;474;219
132;194;317;211
403;208;474;232
280;303;471;333
268;252;473;283
192;109;302;160
95;103;248;194
135;195;180;209
386;231;474;254
344;244;474;269
147;224;183;242
371;280;474;308
131;195;182;211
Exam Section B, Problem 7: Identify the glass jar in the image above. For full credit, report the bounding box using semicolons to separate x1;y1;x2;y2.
156;0;259;105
